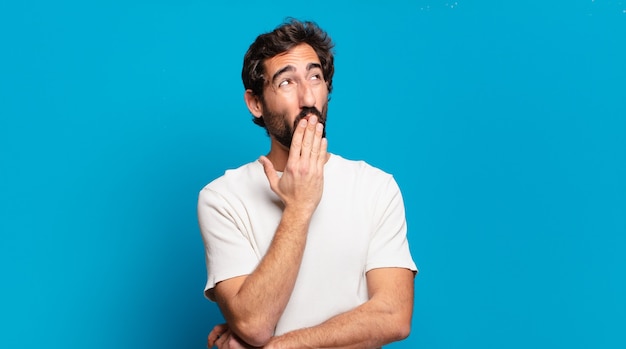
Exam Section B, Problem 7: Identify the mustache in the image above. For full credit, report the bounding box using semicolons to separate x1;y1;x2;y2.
293;107;324;129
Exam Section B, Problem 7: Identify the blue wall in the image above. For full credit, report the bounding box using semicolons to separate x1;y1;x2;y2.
1;1;624;348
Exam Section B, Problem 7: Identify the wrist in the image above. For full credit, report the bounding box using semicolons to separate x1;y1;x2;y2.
282;204;315;223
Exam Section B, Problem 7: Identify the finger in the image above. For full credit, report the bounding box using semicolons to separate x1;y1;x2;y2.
317;137;328;172
259;156;279;191
215;331;229;349
310;122;324;160
288;118;307;163
208;324;228;348
299;115;318;163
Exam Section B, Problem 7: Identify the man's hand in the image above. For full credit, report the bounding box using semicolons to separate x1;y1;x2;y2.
259;115;328;215
208;323;256;349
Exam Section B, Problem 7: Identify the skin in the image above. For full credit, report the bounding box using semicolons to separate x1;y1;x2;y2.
209;44;415;349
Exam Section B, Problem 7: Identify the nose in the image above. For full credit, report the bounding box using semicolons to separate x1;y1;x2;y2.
298;81;316;108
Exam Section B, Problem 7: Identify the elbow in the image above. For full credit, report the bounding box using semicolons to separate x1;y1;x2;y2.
387;314;412;342
231;319;274;347
394;321;411;341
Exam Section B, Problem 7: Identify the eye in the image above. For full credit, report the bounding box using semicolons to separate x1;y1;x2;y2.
278;79;292;88
309;74;324;85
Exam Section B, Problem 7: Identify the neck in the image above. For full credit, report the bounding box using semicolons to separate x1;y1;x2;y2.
265;139;290;172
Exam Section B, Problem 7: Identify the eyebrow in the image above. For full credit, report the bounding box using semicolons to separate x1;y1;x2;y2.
270;63;323;85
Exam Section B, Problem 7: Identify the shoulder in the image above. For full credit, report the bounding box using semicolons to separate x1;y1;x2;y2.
327;154;395;184
324;154;403;205
199;160;265;202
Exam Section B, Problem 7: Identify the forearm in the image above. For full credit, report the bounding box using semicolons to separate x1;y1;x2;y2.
268;299;410;349
216;207;312;345
266;268;415;349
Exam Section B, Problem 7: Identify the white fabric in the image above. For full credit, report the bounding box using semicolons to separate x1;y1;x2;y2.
198;153;417;335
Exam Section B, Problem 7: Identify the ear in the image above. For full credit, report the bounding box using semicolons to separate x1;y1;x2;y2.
244;90;263;118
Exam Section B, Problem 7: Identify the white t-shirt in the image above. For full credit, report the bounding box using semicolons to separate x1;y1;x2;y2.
198;154;417;335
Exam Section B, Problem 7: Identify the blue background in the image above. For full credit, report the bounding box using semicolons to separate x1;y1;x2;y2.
1;1;625;348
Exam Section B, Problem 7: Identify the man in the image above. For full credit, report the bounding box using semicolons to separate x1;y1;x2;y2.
198;19;417;349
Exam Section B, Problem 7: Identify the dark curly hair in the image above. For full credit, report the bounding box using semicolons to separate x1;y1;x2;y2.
242;18;335;128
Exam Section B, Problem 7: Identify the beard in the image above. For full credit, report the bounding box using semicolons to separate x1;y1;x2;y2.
261;103;328;149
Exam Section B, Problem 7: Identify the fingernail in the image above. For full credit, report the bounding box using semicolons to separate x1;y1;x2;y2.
316;123;323;131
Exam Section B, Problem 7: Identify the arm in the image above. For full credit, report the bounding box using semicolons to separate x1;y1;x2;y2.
214;116;327;347
266;267;415;349
208;268;415;349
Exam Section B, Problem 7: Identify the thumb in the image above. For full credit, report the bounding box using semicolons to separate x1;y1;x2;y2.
259;156;279;190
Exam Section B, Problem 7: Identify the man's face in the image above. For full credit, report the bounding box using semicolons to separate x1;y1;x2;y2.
259;44;329;149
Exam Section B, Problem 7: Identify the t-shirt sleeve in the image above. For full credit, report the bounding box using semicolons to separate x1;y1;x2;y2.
198;187;259;301
366;176;418;273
